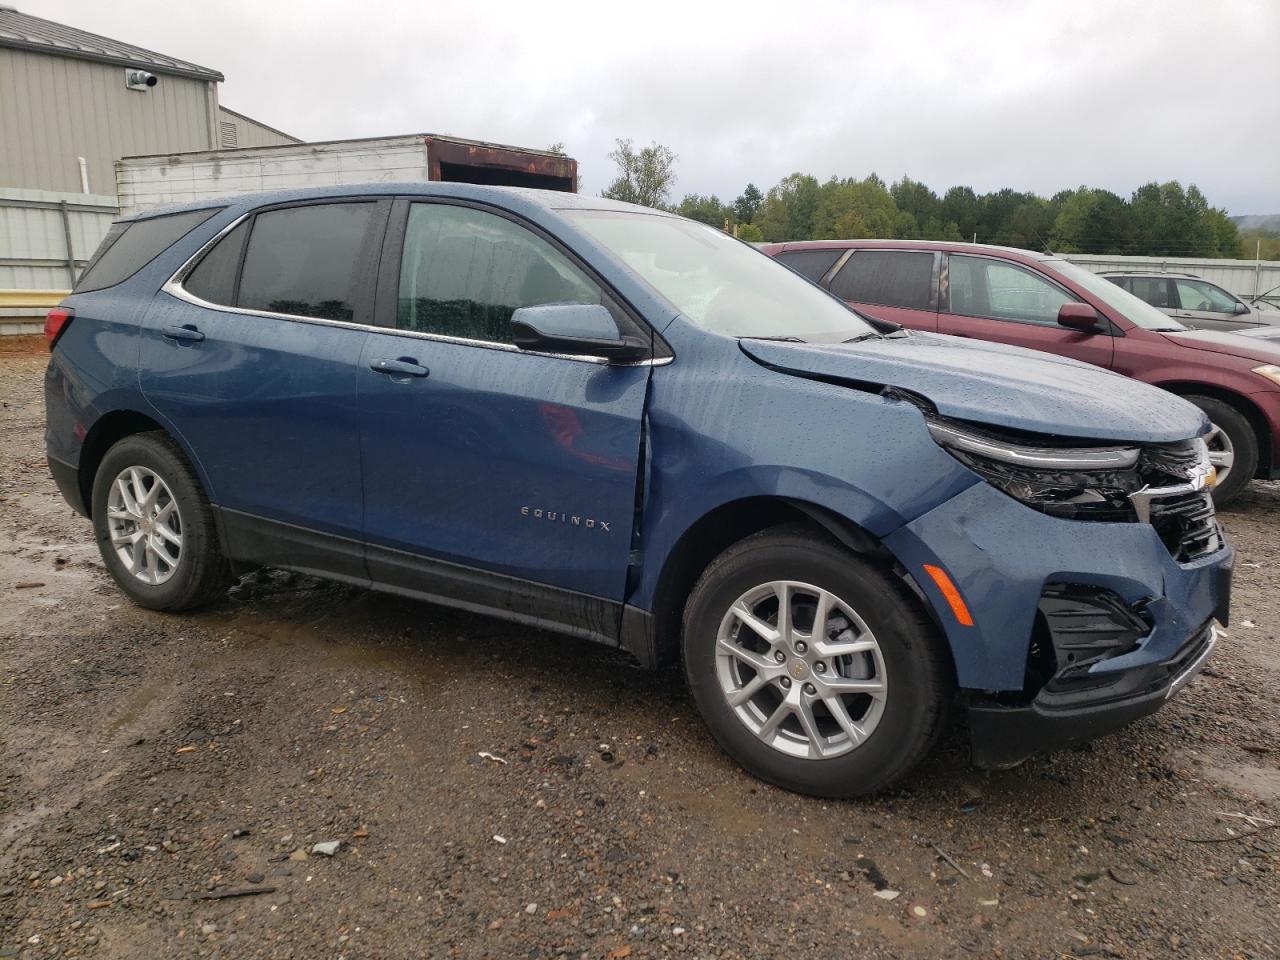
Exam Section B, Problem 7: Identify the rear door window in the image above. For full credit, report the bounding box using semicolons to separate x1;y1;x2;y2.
182;221;248;306
236;203;379;322
828;251;934;309
75;208;220;293
1129;276;1173;309
774;249;844;283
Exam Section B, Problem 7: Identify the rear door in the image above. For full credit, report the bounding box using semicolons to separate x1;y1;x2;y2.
139;199;389;575
824;249;940;331
355;199;652;632
937;253;1115;369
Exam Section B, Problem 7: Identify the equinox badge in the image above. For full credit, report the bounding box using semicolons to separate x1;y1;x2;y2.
521;506;611;532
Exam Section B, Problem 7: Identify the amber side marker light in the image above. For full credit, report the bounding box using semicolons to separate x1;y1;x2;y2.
922;564;974;627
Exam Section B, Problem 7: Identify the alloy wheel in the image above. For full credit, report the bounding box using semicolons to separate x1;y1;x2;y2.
1205;422;1235;489
105;465;183;585
714;580;888;760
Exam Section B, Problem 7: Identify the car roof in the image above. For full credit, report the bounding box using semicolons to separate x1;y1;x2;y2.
118;182;669;223
763;238;1056;263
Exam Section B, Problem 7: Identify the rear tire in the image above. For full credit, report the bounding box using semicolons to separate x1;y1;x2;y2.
1184;395;1256;507
91;432;231;611
681;525;951;798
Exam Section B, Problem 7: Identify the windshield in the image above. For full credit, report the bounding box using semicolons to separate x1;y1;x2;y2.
1049;259;1187;331
566;210;875;341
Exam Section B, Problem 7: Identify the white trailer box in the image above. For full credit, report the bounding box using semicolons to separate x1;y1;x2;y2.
115;134;578;215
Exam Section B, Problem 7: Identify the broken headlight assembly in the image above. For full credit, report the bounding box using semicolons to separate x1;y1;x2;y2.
926;419;1143;520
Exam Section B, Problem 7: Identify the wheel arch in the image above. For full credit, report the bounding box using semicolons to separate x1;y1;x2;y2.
629;495;932;671
77;410;186;518
1154;381;1271;476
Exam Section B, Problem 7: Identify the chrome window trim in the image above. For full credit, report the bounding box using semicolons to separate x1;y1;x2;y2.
163;211;670;368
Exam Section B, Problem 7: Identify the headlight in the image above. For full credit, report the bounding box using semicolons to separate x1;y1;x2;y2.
1252;364;1280;387
927;420;1140;518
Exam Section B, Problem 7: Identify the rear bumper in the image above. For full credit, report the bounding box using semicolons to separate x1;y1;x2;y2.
48;453;87;516
968;622;1219;769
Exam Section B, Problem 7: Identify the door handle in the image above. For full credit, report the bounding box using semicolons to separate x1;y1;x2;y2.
162;324;205;342
369;357;429;378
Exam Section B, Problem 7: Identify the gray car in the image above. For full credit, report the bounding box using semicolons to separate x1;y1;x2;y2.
1101;271;1280;333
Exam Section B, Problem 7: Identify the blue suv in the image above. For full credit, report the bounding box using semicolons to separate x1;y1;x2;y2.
44;184;1232;796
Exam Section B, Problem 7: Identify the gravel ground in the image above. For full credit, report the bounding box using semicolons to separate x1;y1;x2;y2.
1;337;1277;959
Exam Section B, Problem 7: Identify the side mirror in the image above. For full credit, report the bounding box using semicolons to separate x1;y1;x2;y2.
1057;303;1102;333
510;304;647;362
1234;302;1250;315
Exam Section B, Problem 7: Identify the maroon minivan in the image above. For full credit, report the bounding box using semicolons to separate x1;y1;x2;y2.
763;239;1280;505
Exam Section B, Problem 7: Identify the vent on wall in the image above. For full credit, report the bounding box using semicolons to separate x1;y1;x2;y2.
219;121;238;149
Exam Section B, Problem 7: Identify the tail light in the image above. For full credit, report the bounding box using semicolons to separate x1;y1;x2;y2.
45;306;74;350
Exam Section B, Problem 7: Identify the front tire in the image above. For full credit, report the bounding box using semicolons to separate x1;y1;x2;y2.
90;432;231;611
682;525;951;798
1184;395;1256;507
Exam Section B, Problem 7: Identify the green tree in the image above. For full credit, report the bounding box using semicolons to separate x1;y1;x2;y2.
941;186;981;241
675;193;731;228
736;223;765;242
600;139;677;209
545;142;567;155
733;183;764;224
1049;188;1131;253
755;173;823;241
810;176;899;240
890;177;941;229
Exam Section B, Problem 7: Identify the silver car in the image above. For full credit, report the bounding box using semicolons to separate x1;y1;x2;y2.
1101;271;1280;333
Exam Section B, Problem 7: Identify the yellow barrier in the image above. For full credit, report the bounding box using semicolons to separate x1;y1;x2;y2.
0;290;69;310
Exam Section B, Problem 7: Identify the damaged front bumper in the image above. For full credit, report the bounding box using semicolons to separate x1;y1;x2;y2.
968;620;1220;769
883;479;1233;770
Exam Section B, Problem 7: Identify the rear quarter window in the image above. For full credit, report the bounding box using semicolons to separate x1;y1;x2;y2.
775;249;844;283
75;208;220;294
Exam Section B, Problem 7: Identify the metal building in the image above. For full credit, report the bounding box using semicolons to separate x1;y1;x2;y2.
0;4;296;195
0;3;297;331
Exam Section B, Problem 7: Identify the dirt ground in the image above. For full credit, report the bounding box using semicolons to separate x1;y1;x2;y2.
2;337;1277;959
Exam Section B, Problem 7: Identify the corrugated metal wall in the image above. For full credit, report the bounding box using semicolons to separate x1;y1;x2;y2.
0;187;117;330
1065;254;1280;307
217;107;299;149
117;137;432;214
0;46;217;196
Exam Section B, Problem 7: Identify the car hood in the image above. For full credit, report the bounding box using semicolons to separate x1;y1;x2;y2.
1159;327;1280;362
739;332;1206;443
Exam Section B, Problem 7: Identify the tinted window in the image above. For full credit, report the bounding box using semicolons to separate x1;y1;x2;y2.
398;203;600;344
829;251;934;309
237;203;376;322
775;249;843;283
1129;276;1172;308
948;255;1072;325
75;208;219;293
1175;279;1238;312
183;221;248;305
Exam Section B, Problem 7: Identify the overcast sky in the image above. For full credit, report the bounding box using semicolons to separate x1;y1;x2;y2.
30;0;1280;214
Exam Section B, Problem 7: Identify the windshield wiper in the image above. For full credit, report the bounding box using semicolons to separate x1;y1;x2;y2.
742;335;806;343
842;333;882;343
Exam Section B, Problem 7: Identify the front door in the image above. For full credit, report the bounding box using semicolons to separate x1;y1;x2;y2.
1171;277;1258;332
937;253;1115;369
139;199;389;575
357;200;651;633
